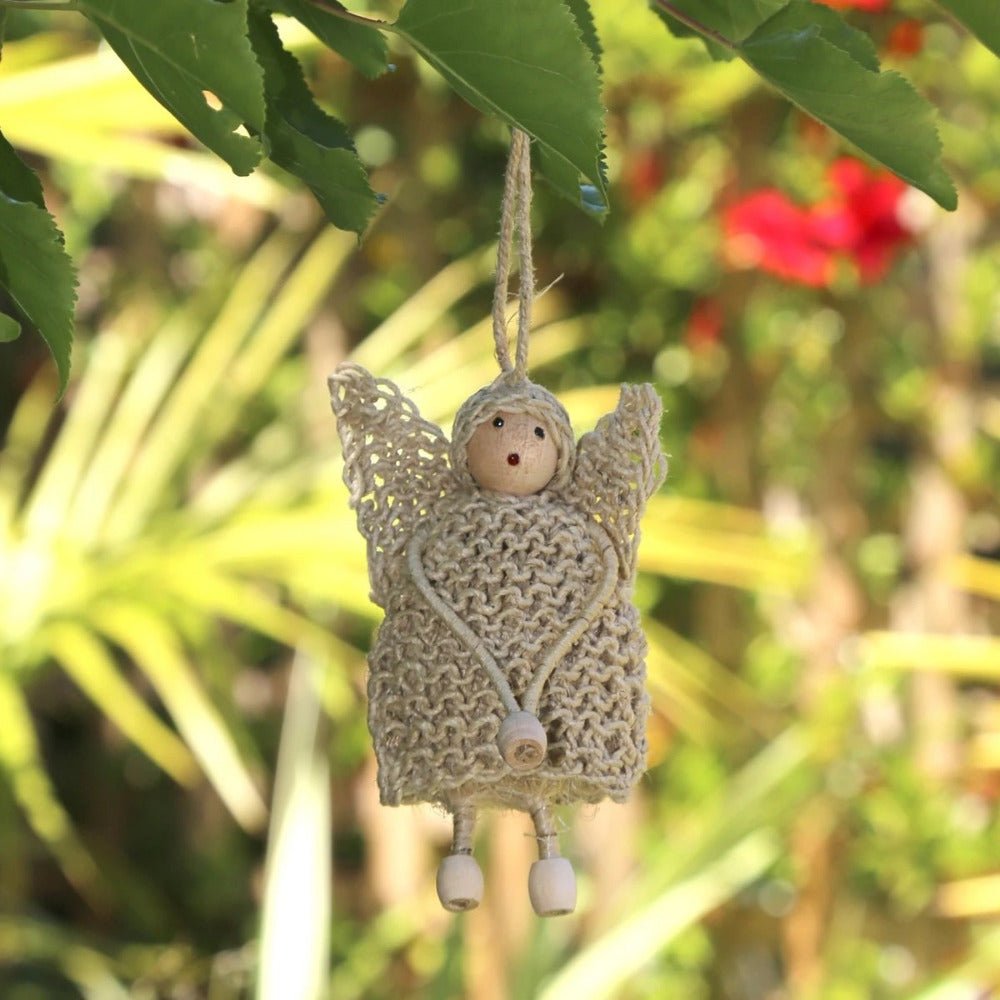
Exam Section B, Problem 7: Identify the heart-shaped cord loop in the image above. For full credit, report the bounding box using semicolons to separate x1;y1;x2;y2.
406;521;619;763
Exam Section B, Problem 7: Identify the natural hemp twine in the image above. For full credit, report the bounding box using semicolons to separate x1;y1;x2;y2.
328;129;667;917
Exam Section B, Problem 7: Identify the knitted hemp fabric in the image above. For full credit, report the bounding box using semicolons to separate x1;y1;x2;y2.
328;363;666;815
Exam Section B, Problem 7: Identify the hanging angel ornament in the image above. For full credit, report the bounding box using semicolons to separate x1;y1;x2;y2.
328;131;666;917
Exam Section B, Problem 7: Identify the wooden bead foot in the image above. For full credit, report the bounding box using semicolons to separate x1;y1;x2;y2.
436;854;484;912
528;857;576;917
497;711;547;770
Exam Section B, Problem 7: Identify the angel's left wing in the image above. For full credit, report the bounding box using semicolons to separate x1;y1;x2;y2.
329;362;454;607
570;383;666;579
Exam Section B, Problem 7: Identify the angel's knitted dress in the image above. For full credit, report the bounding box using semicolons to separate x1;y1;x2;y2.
330;364;665;814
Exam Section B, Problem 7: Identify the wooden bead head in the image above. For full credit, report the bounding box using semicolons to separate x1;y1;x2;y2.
450;375;576;494
466;410;558;495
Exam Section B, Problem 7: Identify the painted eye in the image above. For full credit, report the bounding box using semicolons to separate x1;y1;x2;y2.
492;416;504;428
534;426;545;439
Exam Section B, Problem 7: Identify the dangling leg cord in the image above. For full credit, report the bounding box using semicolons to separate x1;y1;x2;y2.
528;804;577;917
531;803;560;860
436;804;484;912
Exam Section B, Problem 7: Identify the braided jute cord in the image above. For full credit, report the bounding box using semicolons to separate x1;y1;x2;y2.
491;129;534;377
452;804;476;854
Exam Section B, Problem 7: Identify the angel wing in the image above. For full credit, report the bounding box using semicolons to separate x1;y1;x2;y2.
329;362;455;607
570;383;666;579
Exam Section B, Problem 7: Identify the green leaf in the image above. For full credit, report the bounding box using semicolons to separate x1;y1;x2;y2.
0;313;20;343
0;313;21;344
78;0;266;176
769;2;881;72
659;0;787;42
653;0;786;59
535;0;608;214
0;194;76;390
935;0;1000;58
248;11;377;234
653;1;956;207
654;0;876;67
537;147;607;216
739;2;956;209
0;130;45;209
565;0;602;70
393;0;605;205
259;0;389;78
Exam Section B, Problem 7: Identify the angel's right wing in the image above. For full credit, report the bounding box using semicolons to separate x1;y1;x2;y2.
571;383;666;579
329;363;454;607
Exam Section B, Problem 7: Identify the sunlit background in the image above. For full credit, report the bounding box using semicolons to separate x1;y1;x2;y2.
1;1;999;997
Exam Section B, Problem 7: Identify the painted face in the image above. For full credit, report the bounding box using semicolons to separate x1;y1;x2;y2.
465;410;558;495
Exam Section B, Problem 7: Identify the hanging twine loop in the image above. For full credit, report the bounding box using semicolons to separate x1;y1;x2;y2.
491;129;535;379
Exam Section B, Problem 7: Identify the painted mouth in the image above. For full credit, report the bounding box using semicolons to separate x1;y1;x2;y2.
507;453;520;466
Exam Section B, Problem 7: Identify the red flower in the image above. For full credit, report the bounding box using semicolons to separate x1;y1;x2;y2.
723;158;914;287
887;18;924;56
724;190;835;287
816;0;890;11
817;158;912;281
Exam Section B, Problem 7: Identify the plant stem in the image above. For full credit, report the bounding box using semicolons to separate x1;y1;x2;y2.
300;0;390;31
649;0;737;53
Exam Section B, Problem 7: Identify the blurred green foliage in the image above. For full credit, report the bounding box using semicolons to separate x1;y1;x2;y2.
1;1;999;999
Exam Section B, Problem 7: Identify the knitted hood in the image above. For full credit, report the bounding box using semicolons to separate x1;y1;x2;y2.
449;373;576;492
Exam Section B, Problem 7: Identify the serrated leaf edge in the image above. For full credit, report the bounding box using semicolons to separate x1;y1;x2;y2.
738;26;956;210
742;1;882;73
0;193;77;391
394;4;606;202
560;0;607;202
249;10;377;233
81;0;267;133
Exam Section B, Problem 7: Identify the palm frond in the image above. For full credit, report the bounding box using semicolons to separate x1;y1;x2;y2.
257;653;331;1000
89;604;267;832
42;621;197;784
0;673;103;898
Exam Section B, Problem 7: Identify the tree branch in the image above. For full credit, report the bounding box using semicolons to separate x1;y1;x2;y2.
649;0;737;53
